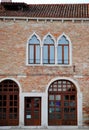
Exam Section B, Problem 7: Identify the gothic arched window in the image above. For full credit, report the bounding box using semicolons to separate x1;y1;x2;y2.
28;34;41;64
57;35;69;64
43;34;55;64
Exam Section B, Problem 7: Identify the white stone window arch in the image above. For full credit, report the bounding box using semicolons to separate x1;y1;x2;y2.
42;33;56;64
57;33;72;65
26;32;41;65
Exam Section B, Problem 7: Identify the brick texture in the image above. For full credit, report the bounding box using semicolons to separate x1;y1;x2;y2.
0;20;89;125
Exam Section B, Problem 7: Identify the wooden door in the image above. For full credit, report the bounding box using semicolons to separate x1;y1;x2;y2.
0;80;19;126
48;80;77;126
25;97;41;126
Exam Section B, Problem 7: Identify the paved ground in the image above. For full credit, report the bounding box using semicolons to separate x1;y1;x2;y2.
6;128;89;130
17;128;89;130
0;128;89;130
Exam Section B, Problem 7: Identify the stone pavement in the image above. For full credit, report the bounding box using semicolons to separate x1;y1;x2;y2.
0;127;89;130
0;128;89;130
4;128;89;130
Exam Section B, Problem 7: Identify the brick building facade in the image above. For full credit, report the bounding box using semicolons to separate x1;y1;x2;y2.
0;1;89;129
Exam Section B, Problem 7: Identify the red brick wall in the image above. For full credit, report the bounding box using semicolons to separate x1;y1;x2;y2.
0;20;89;125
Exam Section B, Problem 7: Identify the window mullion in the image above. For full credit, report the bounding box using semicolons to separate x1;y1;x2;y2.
48;45;50;64
62;45;64;64
28;45;30;64
34;44;36;64
41;45;42;65
68;45;69;64
55;45;57;65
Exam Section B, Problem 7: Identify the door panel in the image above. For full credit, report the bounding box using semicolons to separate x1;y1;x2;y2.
48;94;62;125
48;80;77;126
25;97;41;126
0;80;19;126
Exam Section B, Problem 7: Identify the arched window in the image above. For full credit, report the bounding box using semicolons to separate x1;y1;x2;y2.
57;35;69;64
28;34;40;64
43;34;55;64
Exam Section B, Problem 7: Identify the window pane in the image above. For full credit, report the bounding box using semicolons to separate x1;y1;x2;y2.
64;101;69;106
64;95;69;100
58;36;69;44
55;114;61;119
36;45;40;63
64;46;68;64
43;45;48;64
70;108;75;113
56;108;61;112
49;108;54;113
58;46;62;64
70;101;75;106
44;35;54;44
70;95;75;100
49;101;55;106
50;46;55;64
29;45;34;64
49;95;54;100
29;35;40;44
49;114;55;119
55;95;61;100
55;101;61;106
64;114;69;120
64;108;69;113
34;110;39;119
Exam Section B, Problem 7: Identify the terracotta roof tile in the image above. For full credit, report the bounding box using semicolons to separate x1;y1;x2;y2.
0;2;89;18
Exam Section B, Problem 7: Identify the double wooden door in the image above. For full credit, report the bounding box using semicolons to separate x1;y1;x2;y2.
0;80;19;126
48;80;77;126
24;97;41;126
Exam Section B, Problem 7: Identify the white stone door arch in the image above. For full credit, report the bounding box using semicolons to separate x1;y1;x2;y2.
43;77;82;128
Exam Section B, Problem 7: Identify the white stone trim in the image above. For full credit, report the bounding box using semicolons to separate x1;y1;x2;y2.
21;92;46;128
0;16;89;22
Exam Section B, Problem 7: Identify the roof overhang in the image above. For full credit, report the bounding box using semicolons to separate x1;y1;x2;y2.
0;16;89;22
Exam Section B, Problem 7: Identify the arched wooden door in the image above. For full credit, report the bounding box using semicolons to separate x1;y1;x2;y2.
0;79;19;126
48;80;77;126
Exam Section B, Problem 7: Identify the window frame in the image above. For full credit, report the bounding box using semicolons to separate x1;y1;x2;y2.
43;44;55;64
57;33;72;66
58;43;69;64
26;33;72;66
43;33;56;65
28;43;40;64
27;33;41;65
